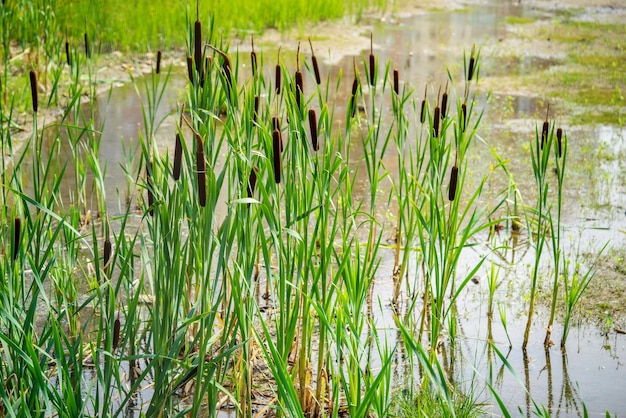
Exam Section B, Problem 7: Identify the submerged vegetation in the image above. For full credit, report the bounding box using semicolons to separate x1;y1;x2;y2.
1;0;624;416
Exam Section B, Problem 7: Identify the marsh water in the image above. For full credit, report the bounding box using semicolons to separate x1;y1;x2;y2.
51;0;626;415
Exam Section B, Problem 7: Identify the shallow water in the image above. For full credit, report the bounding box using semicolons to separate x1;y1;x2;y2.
65;0;626;415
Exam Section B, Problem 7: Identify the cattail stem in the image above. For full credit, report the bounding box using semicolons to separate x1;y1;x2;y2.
309;109;318;151
448;165;459;201
194;20;203;75
12;217;21;261
272;130;282;184
29;71;38;113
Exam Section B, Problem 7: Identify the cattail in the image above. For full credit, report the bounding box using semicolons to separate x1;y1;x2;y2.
368;33;376;87
253;95;260;123
350;76;358;118
295;70;303;111
272;129;282;184
146;160;154;216
156;50;162;74
103;238;112;269
556;128;563;158
441;90;448;119
65;39;71;67
420;86;427;124
275;49;282;95
309;109;318;151
433;107;440;137
29;70;38;113
12;217;21;261
112;317;121;350
448;165;458;201
84;32;90;58
309;38;321;85
195;132;206;207
194;20;203;75
173;133;183;180
186;56;194;83
541;120;549;149
251;36;258;77
222;54;232;89
272;116;283;151
461;102;467;132
468;56;475;81
247;166;258;198
393;69;399;95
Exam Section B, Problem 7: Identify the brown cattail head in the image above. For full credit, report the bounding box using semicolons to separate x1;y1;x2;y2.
173;134;183;180
222;54;232;88
12;217;21;261
461;103;467;132
309;38;321;85
84;32;90;58
29;70;38;113
541;120;549;149
247;166;258;198
441;90;448;119
194;20;203;75
272;116;284;151
295;71;304;111
195;132;206;207
251;36;258;77
113;317;121;350
369;33;375;87
156;50;162;74
393;69;399;95
186;56;194;83
448;165;459;201
556;128;563;158
272;129;282;184
65;40;71;67
253;95;260;124
275;64;282;95
420;99;427;124
433;107;441;137
146;160;154;216
468;56;475;82
275;49;282;95
309;108;318;151
103;238;112;269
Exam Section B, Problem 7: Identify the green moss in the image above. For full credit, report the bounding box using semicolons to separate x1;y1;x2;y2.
505;16;536;25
